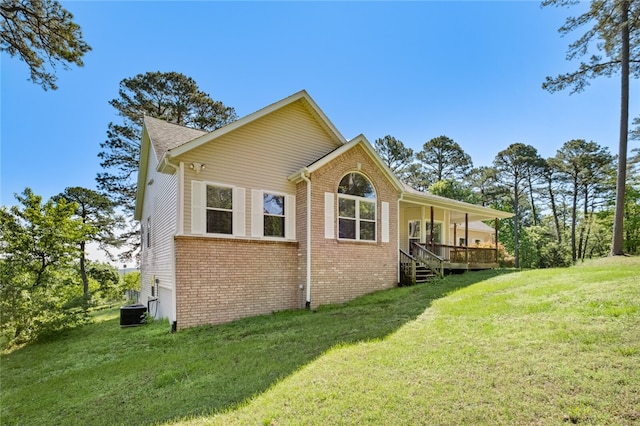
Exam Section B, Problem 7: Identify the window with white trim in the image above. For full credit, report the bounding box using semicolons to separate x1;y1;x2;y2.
263;193;285;237
409;220;421;244
191;181;246;237
206;185;233;234
427;222;443;244
251;190;295;239
337;172;376;241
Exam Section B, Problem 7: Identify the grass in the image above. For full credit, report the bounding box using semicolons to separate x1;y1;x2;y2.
0;267;500;426
2;258;639;425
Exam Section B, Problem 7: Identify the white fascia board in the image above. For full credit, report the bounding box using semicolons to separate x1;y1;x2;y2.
134;125;152;221
402;192;513;221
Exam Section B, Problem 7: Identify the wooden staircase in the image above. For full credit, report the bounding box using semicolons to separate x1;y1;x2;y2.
399;243;444;286
415;264;436;283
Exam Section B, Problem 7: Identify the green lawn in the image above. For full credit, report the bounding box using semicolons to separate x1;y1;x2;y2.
2;258;639;425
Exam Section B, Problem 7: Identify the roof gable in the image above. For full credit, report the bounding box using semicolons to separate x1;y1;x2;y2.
289;134;404;193
157;90;346;172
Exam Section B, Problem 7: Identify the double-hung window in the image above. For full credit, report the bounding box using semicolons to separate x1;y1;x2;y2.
251;190;295;239
191;181;246;236
263;193;285;238
206;185;233;234
337;172;376;241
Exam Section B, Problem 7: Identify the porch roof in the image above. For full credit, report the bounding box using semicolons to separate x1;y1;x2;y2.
400;182;513;222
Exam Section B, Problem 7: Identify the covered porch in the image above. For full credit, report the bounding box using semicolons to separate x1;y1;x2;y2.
398;187;513;283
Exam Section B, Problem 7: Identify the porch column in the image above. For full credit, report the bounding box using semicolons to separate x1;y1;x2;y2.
494;218;499;263
430;206;434;252
420;206;426;244
453;223;457;247
465;213;469;264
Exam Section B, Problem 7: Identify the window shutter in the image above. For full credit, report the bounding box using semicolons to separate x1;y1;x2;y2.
381;201;390;243
324;192;334;239
251;189;263;237
191;181;205;235
233;187;246;236
285;195;296;239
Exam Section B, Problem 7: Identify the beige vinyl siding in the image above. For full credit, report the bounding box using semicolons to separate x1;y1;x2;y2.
179;101;341;236
139;150;178;322
399;205;446;251
451;227;494;245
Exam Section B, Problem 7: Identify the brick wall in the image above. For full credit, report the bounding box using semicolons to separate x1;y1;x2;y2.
174;236;300;329
305;144;400;308
173;143;400;329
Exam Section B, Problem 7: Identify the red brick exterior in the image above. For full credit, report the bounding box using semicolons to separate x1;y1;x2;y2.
174;236;300;329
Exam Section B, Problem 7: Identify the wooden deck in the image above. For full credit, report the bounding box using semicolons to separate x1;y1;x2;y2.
401;242;501;285
445;261;499;271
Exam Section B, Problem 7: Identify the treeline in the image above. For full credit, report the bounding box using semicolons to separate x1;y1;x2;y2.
0;188;140;348
374;135;640;268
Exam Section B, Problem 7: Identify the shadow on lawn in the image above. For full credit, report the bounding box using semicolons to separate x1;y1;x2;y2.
1;269;514;426
161;268;515;423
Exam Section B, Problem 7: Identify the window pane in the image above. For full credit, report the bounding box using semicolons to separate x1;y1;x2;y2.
359;200;375;220
207;186;232;209
409;220;420;239
207;210;232;234
339;218;356;239
338;173;375;198
427;222;442;243
263;193;284;215
360;221;375;241
338;198;355;218
264;215;285;237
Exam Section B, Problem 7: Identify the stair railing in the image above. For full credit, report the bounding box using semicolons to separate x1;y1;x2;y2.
399;249;417;286
410;242;444;278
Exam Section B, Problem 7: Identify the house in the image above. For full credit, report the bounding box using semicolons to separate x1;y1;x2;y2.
134;90;512;330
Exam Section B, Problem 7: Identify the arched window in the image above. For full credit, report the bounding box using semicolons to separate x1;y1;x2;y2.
337;172;376;241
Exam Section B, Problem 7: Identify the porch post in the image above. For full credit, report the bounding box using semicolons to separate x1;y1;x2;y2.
465;213;469;264
453;223;457;247
430;206;434;252
494;218;499;263
420;206;426;244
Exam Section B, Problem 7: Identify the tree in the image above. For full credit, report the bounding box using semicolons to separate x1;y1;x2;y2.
53;187;124;299
467;166;502;207
0;188;89;344
86;262;121;301
97;72;237;260
541;158;567;243
0;0;91;90
542;0;640;256
416;136;473;187
553;140;613;261
493;143;543;268
428;179;477;203
97;71;238;214
373;135;416;180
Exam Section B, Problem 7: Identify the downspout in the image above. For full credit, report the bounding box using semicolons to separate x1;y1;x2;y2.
300;171;312;308
163;156;180;331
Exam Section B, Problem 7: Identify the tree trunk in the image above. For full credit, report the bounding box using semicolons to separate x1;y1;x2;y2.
528;174;538;226
514;184;520;269
80;240;89;298
571;177;578;262
547;175;562;243
578;185;589;260
611;0;629;256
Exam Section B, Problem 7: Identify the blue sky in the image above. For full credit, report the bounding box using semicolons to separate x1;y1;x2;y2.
1;1;637;208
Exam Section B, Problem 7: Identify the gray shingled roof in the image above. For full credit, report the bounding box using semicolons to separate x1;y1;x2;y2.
144;116;208;161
